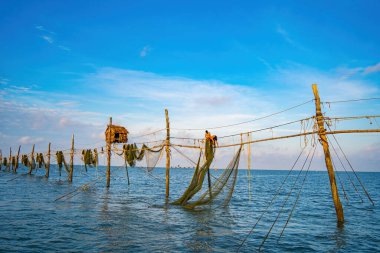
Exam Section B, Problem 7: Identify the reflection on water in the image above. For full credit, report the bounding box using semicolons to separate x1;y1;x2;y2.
0;167;379;252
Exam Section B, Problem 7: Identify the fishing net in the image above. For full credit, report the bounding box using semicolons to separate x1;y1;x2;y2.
81;149;97;171
21;154;29;166
144;143;165;172
36;153;45;168
56;151;69;176
172;139;215;206
173;142;242;209
185;145;242;209
11;156;17;169
120;142;165;172
27;153;36;173
93;148;99;167
122;143;145;167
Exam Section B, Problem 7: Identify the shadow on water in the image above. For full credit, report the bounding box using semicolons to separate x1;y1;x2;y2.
329;224;346;253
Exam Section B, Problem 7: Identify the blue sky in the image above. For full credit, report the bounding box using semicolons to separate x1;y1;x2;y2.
0;0;379;170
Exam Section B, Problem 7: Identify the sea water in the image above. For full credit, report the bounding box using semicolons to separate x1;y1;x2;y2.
0;166;379;252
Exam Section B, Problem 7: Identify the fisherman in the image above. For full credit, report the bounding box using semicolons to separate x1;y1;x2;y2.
205;130;218;147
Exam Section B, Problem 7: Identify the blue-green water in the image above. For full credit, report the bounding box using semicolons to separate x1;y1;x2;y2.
0;166;379;252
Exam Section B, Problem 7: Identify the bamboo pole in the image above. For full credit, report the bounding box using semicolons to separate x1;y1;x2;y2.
171;129;380;150
68;135;74;182
8;147;12;172
28;144;35;174
312;84;344;224
165;109;170;200
106;117;112;188
14;145;21;173
45;143;51;178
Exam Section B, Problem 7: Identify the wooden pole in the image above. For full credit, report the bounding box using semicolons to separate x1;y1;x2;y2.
106;117;112;188
0;149;2;170
8;147;12;172
45;143;51;178
125;162;130;185
28;144;35;174
312;84;344;224
68;134;74;182
14;145;21;173
165;109;170;200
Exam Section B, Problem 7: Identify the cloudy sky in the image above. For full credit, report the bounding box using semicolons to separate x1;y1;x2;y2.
0;0;379;170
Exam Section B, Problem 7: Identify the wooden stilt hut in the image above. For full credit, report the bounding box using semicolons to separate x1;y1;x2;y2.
105;119;129;187
105;124;129;144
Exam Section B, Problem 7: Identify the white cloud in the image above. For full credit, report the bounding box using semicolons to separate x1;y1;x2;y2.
140;45;151;57
1;64;379;169
277;25;296;46
41;35;54;44
363;62;380;75
18;136;44;144
336;62;380;78
35;25;55;34
36;26;70;52
0;77;9;85
58;45;71;51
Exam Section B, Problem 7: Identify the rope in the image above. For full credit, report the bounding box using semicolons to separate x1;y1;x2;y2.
322;97;380;104
327;135;364;203
331;156;350;204
236;145;310;252
54;176;103;201
171;145;234;192
324;114;380;122
277;145;316;242
171;99;314;131
170;117;313;142
260;145;316;249
327;125;375;205
171;129;380;150
129;128;166;138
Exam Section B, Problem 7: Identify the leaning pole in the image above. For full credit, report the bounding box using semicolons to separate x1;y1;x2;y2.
312;84;344;224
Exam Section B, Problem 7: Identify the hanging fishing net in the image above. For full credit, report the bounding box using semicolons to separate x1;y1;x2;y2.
185;145;242;209
118;142;165;172
144;143;165;172
172;139;215;206
36;153;45;168
173;141;242;209
56;151;69;176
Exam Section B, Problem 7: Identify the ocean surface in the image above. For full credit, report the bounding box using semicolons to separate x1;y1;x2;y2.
0;165;379;252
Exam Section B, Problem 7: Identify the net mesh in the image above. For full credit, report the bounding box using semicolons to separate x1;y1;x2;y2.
120;142;165;172
173;141;242;209
185;145;242;209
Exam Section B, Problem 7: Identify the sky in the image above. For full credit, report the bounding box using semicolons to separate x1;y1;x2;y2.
0;0;379;171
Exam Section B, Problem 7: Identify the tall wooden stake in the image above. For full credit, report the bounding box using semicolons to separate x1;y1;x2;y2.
68;135;74;182
0;149;2;170
28;144;35;174
45;143;51;178
165;109;170;200
8;147;12;172
14;145;21;173
312;84;344;224
106;117;112;188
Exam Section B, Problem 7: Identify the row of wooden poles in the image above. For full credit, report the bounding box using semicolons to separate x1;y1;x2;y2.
2;84;373;224
0;139;75;181
94;84;346;223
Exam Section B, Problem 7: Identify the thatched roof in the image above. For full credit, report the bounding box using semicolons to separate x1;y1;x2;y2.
105;125;129;143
